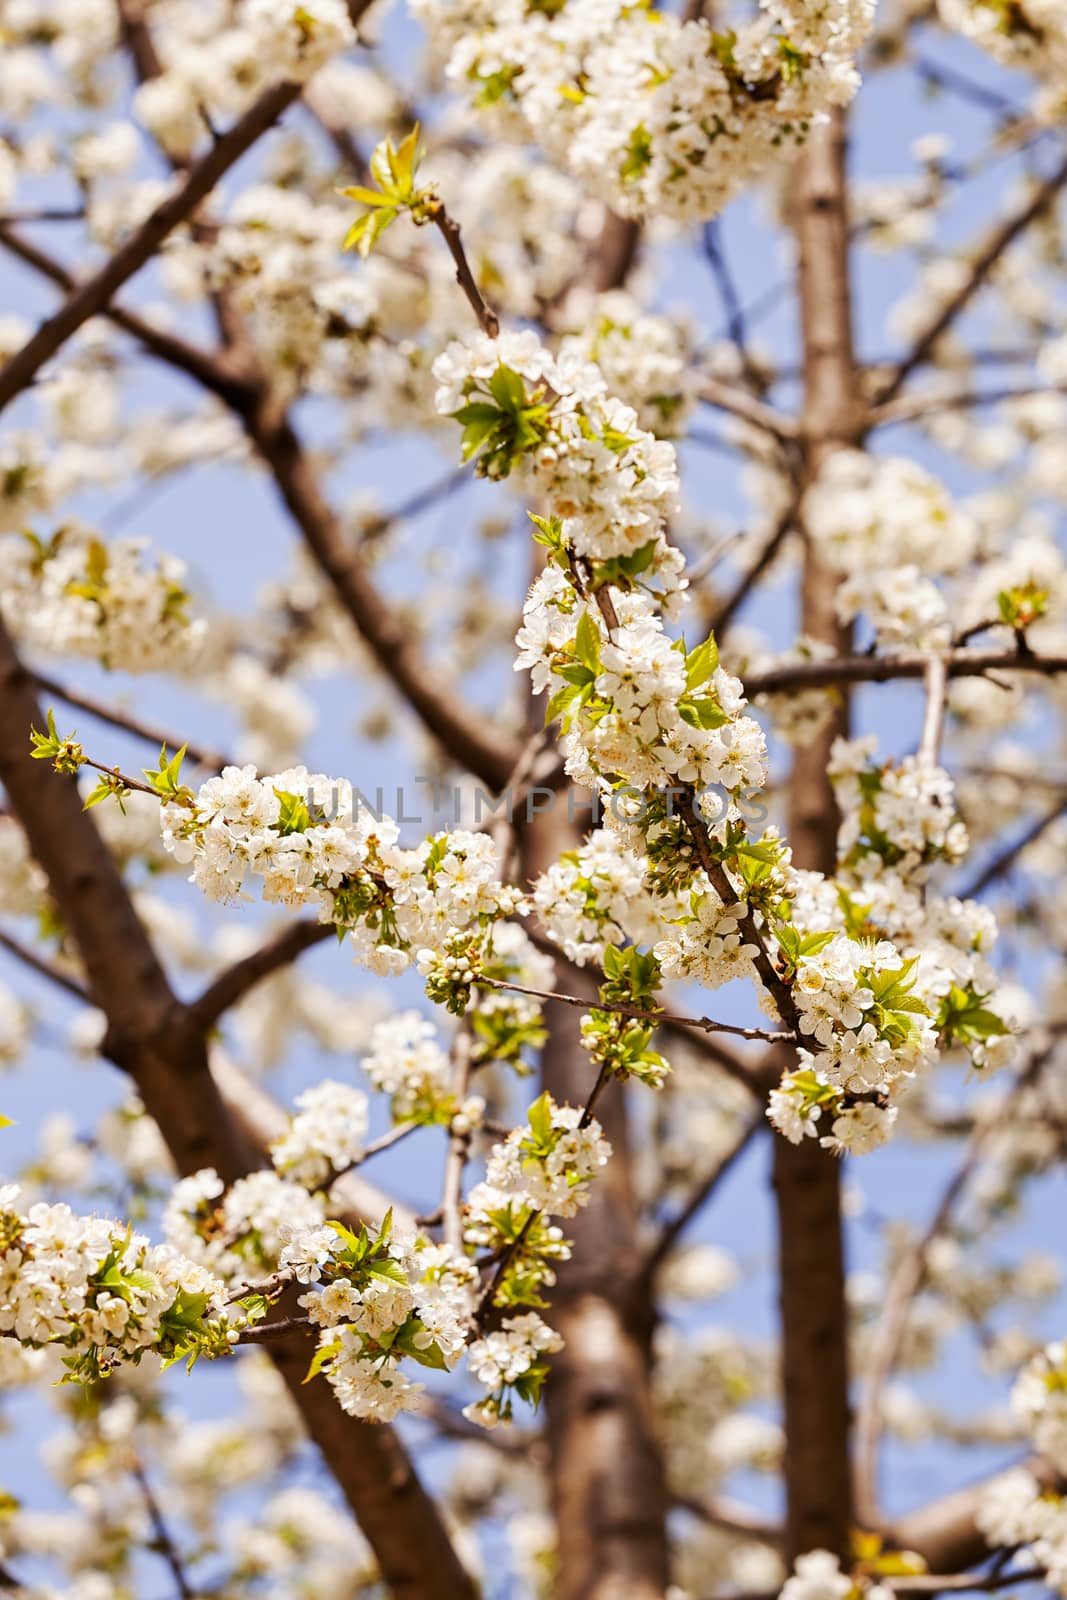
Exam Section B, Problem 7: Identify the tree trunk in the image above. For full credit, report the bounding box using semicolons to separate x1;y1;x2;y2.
518;792;670;1600
773;109;867;1563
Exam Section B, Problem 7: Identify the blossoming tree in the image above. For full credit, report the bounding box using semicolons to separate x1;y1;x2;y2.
0;0;1066;1595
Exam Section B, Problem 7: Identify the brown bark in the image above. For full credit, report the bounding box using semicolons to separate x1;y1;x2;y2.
518;795;670;1600
0;617;478;1600
773;110;867;1563
888;1456;1064;1572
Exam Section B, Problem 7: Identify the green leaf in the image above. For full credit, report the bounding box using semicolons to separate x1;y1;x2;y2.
621;122;653;184
556;663;596;687
338;184;396;208
685;635;719;690
452;401;504;425
390;123;422;190
343;207;397;260
273;788;312;835
85;538;108;590
527;1092;553;1149
678;696;729;730
488;364;527;413
303;1338;340;1384
29;708;61;760
601;944;624;979
529;512;564;550
574;611;601;673
545;682;579;728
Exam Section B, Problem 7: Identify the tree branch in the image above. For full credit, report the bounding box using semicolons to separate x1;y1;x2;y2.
0;224;258;407
917;654;948;767
959;788;1067;898
428;202;499;338
875;150;1067;406
697;377;800;443
640;1114;763;1282
189;920;334;1031
775;106;863;1563
745;645;1067;697
0;210;521;792
0;79;302;414
872;380;1067;428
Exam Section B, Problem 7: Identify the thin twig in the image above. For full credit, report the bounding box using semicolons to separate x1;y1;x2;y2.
675;789;800;1033
475;974;791;1044
31;672;230;771
710;495;802;635
442;1023;474;1252
959;789;1067;899
428;202;499;338
0;207;86;225
236;1313;313;1342
700;219;764;390
0;927;89;1002
132;1457;194;1600
673;1490;783;1547
886;1567;1047;1594
697;376;799;443
917;654;948;766
188;921;334;1031
873;379;1067;428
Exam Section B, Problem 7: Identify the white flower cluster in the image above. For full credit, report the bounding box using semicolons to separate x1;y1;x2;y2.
163;1168;326;1282
0;1185;232;1380
284;1222;479;1422
780;1550;894;1600
532;827;676;966
411;0;873;220
938;0;1067;123
831;737;970;879
466;1093;611;1230
361;1011;453;1123
654;891;759;990
769;945;933;1154
568;600;768;802
434;329;682;570
804;451;978;649
1012;1339;1067;1473
977;1341;1067;1592
768;738;1016;1155
464;1311;563;1429
240;0;355;81
557;292;696;438
0;527;207;673
270;1079;369;1189
160;764;520;975
435;332;767;809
